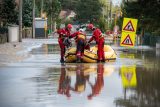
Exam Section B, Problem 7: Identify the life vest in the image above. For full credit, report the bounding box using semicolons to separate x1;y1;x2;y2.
77;34;86;40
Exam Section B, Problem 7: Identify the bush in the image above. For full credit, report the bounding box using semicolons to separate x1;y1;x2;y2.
96;16;107;33
0;27;8;34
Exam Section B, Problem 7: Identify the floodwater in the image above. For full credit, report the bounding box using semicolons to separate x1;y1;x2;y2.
0;43;160;107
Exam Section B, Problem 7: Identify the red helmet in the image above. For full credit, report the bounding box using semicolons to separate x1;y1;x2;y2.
67;24;73;29
87;24;94;29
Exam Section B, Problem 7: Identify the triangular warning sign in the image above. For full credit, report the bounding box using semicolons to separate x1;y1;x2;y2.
123;20;135;32
124;72;133;82
122;34;133;46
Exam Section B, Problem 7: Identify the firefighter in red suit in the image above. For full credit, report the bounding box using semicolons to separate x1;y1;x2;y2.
87;63;104;100
57;64;71;98
87;24;105;62
57;24;73;63
70;29;88;62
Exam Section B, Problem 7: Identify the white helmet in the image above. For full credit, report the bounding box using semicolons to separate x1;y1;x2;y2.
79;28;84;32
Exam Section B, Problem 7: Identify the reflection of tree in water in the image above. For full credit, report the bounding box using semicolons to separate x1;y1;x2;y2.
135;50;160;70
115;67;160;107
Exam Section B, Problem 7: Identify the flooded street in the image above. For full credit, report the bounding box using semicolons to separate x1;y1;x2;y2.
0;43;160;107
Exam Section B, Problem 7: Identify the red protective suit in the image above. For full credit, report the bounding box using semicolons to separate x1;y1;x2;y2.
88;28;105;62
70;31;87;62
58;65;71;98
57;28;71;62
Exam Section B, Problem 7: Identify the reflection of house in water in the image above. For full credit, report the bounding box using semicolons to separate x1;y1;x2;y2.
42;44;60;54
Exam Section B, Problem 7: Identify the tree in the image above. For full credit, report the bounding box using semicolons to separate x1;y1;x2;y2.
35;0;41;17
23;0;32;27
59;0;78;10
75;0;102;24
1;0;18;25
43;0;61;31
122;0;160;35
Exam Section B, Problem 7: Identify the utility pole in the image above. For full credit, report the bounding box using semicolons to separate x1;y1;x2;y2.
32;0;35;38
19;0;22;42
110;0;112;24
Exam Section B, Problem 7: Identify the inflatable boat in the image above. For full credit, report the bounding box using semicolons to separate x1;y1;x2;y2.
65;45;117;63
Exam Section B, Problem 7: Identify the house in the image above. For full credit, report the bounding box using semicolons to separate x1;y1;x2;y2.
59;10;76;21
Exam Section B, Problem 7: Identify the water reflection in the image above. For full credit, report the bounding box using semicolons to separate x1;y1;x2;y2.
120;65;137;88
58;64;72;98
87;63;104;100
57;63;114;100
31;44;60;54
115;65;160;107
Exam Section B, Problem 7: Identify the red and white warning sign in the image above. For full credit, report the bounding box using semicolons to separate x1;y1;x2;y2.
120;32;136;47
123;20;134;32
121;34;133;46
122;18;138;33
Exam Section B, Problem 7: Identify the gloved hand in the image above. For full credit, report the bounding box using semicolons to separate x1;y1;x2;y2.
85;41;90;46
69;36;72;39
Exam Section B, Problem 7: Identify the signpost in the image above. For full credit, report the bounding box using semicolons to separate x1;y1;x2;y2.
120;18;138;47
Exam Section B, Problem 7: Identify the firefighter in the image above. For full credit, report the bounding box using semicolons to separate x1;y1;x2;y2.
87;24;105;62
70;29;87;63
87;63;104;100
57;24;73;63
57;64;71;98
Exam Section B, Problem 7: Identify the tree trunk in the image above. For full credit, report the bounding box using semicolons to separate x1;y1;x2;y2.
53;21;56;31
19;0;22;42
32;0;35;38
50;14;52;31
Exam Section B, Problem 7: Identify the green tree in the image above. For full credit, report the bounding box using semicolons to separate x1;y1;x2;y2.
75;0;102;24
43;0;61;31
1;0;18;25
23;0;32;27
35;0;42;17
122;0;160;35
97;16;107;32
59;0;78;10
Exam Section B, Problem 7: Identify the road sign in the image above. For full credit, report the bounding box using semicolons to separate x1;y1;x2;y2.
123;20;135;32
120;32;136;47
122;34;133;45
122;18;138;33
121;65;137;88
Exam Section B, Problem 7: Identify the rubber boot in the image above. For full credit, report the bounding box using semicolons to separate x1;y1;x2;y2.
60;58;65;63
76;57;81;63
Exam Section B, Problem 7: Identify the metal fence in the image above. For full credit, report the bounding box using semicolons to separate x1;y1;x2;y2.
143;33;160;46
